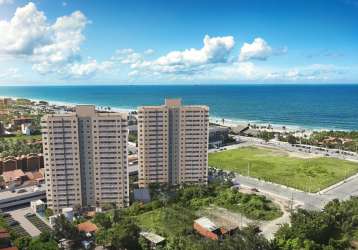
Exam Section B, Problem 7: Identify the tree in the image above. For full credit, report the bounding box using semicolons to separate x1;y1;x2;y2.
273;198;358;250
112;209;123;224
109;218;141;250
259;131;274;142
14;236;32;250
93;212;112;229
53;215;82;249
287;134;298;145
45;208;54;218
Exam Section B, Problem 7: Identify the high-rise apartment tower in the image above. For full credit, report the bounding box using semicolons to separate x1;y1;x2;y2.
41;105;128;213
138;99;209;187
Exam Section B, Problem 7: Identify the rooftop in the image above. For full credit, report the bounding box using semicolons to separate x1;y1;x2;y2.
77;221;98;233
2;169;25;183
140;232;165;244
194;217;219;232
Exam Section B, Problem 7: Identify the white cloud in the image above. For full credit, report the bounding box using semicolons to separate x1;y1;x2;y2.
156;35;234;66
112;49;144;65
144;49;155;55
239;38;273;61
31;10;88;74
130;35;235;76
66;60;113;79
0;2;49;55
0;2;112;79
264;64;347;82
0;0;13;5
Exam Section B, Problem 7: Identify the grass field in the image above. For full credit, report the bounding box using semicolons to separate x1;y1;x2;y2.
209;146;358;192
6;134;42;141
135;206;196;238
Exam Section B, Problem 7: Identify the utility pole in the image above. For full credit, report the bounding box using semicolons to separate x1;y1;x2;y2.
289;192;294;213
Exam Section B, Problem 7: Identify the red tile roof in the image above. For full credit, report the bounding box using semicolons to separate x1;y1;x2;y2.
77;221;98;233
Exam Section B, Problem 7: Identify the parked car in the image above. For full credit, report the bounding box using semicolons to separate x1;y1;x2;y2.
9;221;19;226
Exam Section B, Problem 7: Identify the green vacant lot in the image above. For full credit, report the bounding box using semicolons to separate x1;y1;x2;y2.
209;146;358;192
135;206;196;238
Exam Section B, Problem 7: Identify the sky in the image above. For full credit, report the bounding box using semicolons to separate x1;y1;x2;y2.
0;0;357;84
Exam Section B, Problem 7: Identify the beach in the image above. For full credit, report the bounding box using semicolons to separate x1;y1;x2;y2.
1;84;357;132
1;95;319;137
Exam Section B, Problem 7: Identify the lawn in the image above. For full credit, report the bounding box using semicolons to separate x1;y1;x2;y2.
6;134;42;141
135;206;196;238
209;146;358;192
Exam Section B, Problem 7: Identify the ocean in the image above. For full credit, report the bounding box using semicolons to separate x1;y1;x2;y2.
0;84;357;131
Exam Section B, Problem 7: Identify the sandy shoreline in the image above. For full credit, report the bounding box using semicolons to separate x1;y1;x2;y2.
0;95;343;133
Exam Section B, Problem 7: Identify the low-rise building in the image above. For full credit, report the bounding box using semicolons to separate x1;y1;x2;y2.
140;232;165;249
30;199;46;213
0;228;12;249
77;221;98;234
2;169;26;186
0;154;44;174
12;116;32;127
193;217;238;240
193;217;222;240
21;123;32;135
0;157;17;173
209;126;229;148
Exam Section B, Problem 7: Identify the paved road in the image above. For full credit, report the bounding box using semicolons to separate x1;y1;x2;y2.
234;171;358;211
234;174;328;210
320;172;358;201
9;207;41;237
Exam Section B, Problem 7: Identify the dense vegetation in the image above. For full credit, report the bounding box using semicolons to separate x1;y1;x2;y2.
257;130;358;152
0;135;42;157
308;130;358;152
209;146;358;192
88;182;282;249
273;197;358;250
94;207;273;250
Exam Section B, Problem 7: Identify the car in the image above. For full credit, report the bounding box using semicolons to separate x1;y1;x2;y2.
8;221;19;226
250;188;259;192
16;189;27;193
25;213;34;217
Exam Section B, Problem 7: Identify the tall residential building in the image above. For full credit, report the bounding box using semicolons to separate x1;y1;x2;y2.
41;105;129;213
138;99;209;187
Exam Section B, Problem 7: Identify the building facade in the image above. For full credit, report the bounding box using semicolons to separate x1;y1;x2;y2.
0;154;44;174
41;105;129;213
138;99;209;187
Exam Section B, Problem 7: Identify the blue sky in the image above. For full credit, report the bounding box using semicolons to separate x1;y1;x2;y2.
0;0;357;84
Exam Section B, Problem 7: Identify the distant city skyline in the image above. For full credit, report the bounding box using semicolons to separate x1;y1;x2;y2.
0;0;357;84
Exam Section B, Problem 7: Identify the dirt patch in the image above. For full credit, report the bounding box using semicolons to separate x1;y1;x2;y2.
196;206;254;229
255;144;319;159
286;151;320;159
